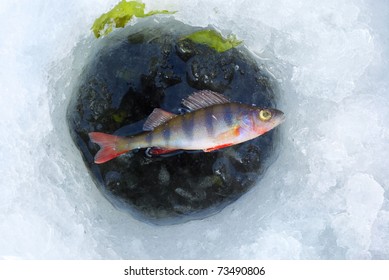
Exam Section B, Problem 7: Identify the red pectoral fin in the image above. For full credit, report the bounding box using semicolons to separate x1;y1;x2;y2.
203;126;240;152
203;143;234;152
215;126;241;142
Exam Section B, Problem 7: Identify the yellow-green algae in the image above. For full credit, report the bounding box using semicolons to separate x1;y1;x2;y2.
182;29;242;53
112;110;127;123
92;0;175;38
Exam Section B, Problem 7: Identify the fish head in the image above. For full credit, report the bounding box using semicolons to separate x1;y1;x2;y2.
251;108;285;135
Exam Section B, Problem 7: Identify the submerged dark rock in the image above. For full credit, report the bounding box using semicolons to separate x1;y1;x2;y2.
67;18;279;225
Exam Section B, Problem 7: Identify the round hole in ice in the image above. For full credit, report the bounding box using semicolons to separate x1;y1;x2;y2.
67;18;281;225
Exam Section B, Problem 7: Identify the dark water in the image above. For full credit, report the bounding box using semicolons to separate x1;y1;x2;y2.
67;18;280;225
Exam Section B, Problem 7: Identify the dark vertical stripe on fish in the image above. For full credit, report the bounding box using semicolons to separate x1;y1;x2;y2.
223;103;233;126
145;132;153;146
182;112;194;139
205;106;215;137
162;125;171;144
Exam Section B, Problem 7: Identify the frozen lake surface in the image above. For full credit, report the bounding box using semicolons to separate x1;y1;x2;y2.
0;0;388;259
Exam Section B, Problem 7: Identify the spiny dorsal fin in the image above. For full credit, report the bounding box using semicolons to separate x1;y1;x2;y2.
143;108;176;131
181;90;230;111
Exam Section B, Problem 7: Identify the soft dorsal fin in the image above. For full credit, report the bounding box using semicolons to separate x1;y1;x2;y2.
181;90;230;111
143;108;176;131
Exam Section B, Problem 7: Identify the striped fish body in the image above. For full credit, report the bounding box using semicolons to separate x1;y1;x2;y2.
134;103;259;151
89;90;285;164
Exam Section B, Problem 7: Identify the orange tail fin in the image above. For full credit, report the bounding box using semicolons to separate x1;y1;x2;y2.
88;132;129;164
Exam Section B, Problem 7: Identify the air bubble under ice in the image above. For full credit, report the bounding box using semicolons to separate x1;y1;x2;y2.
0;0;388;259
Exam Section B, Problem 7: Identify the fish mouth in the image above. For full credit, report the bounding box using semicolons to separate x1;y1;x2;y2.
272;109;285;126
278;112;286;123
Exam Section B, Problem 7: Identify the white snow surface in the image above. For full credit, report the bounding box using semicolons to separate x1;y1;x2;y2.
1;0;389;259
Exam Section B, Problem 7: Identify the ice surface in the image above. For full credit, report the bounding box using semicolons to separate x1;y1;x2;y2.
0;0;389;259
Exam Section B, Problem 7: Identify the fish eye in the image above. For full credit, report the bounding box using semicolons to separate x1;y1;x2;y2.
259;109;272;121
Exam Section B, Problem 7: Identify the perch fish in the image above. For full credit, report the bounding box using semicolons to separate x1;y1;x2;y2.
89;90;285;164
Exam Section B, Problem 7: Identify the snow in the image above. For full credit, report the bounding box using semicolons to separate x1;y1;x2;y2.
0;0;388;259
